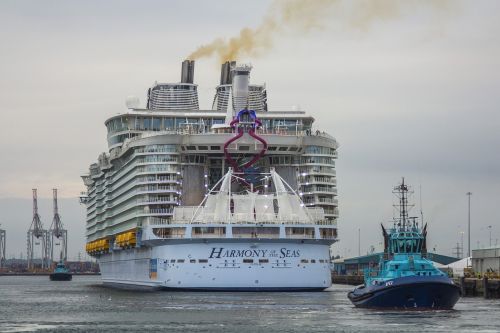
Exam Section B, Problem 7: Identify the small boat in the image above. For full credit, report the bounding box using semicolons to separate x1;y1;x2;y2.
348;179;461;309
49;260;72;281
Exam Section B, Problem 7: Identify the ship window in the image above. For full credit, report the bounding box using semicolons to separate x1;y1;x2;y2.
243;259;253;264
181;146;185;151
170;259;176;263
190;259;196;263
164;118;174;130
267;146;277;151
394;265;399;269
239;146;250;151
278;147;288;151
199;259;208;263
289;147;298;151
311;259;316;263
198;146;208;150
259;259;269;264
187;146;196;151
301;259;309;263
177;259;185;263
153;118;161;130
210;146;220;150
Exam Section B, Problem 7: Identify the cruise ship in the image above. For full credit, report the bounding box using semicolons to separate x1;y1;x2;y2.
82;60;339;290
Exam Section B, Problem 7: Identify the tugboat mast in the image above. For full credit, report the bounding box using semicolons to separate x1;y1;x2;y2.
393;177;415;231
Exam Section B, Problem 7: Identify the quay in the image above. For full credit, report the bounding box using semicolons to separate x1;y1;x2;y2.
0;272;100;276
332;274;500;299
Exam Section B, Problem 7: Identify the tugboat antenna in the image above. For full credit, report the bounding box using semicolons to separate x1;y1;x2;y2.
419;183;424;225
393;177;415;231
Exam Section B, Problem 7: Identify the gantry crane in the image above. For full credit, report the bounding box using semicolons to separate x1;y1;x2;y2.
48;189;68;263
27;189;49;270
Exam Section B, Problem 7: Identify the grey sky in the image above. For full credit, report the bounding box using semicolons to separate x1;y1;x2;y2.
0;0;499;260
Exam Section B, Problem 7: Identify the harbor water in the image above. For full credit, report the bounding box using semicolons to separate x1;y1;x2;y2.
0;276;499;332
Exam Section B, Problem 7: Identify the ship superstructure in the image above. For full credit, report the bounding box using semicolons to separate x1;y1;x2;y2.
82;60;339;289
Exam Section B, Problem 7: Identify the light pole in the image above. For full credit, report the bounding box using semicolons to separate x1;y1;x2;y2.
460;231;465;258
358;228;361;257
467;192;472;257
488;225;492;247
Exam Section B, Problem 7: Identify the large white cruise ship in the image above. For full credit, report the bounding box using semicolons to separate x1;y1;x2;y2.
82;60;339;290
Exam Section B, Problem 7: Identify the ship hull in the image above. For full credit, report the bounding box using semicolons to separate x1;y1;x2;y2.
348;276;461;309
49;273;72;281
97;241;332;291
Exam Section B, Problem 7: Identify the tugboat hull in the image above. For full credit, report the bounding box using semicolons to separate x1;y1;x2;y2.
348;276;461;309
49;273;72;281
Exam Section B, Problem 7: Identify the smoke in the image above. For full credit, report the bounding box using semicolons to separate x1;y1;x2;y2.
187;0;451;63
187;0;334;62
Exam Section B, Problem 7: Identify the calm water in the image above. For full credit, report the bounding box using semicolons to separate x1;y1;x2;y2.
0;276;499;332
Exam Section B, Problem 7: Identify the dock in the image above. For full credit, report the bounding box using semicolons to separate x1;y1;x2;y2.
0;272;100;276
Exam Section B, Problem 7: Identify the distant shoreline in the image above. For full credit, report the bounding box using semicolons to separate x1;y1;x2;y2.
0;272;100;276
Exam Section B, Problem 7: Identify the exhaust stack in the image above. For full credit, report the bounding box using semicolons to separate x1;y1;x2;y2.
220;61;236;85
181;60;195;83
231;64;252;113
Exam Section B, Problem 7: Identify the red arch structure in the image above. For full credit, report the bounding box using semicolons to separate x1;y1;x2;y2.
223;109;268;174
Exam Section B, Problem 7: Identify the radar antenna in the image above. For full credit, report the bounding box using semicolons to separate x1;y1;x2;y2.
392;178;417;231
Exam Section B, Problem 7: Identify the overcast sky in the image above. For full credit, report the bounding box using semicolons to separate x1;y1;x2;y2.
0;0;499;260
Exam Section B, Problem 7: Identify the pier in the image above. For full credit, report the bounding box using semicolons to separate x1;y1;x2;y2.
457;277;500;299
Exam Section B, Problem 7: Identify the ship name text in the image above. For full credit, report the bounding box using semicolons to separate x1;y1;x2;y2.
209;247;300;259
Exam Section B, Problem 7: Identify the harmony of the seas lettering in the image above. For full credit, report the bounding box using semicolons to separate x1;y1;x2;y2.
209;247;300;259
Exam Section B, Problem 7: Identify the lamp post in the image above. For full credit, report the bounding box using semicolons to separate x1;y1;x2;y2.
358;228;361;257
488;225;492;247
466;192;472;257
460;231;465;258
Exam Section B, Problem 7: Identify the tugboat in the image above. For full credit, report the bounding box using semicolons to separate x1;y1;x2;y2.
348;179;461;309
49;260;72;281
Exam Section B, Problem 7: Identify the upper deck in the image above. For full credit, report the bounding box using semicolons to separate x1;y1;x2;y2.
104;108;323;150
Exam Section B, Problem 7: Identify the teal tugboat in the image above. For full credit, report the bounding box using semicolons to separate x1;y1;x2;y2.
348;179;460;309
49;260;72;281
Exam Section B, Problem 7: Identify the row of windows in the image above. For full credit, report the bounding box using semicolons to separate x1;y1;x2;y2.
137;155;178;163
106;116;313;134
301;157;335;165
304;146;337;155
181;155;207;164
136;145;178;153
163;258;329;264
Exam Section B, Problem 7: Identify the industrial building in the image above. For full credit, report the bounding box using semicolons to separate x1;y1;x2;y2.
472;246;500;275
333;252;460;275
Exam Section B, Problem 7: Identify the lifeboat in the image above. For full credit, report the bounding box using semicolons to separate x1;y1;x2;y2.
115;230;137;248
85;238;110;255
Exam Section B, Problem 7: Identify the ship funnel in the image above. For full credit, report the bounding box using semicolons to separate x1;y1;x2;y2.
231;64;252;112
181;60;195;83
220;61;236;85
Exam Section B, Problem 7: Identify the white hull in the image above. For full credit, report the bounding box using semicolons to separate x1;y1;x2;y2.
98;241;332;290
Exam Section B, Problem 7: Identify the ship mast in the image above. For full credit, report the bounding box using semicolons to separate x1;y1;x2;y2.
393;178;416;231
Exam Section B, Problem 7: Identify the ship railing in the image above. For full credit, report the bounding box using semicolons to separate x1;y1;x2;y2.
147;208;174;214
167;219;329;225
284;234;316;239
146;219;335;227
232;233;280;239
121;128;339;147
191;233;226;238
